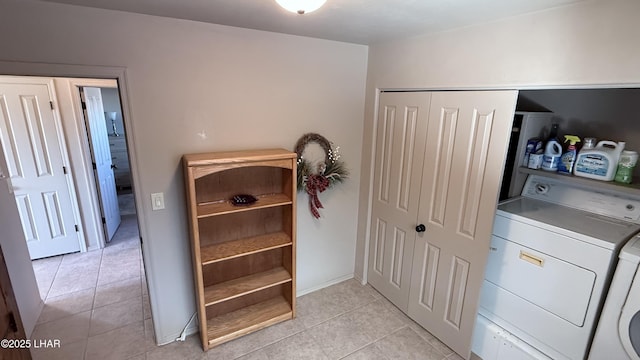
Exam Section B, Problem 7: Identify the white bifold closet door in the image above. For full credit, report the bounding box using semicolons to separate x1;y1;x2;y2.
368;90;517;359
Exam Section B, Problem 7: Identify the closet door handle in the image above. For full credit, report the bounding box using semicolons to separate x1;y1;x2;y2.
416;224;426;233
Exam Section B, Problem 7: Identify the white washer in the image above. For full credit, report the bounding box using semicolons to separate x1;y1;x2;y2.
473;175;640;360
590;235;640;360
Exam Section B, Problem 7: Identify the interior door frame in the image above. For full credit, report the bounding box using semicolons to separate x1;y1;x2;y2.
0;60;153;332
0;74;126;252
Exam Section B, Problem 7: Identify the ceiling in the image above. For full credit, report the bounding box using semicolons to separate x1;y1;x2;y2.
38;0;586;45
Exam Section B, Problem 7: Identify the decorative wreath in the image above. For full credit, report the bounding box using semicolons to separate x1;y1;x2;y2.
294;133;348;218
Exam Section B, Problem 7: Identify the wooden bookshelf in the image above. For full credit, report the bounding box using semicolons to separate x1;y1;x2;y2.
183;149;297;351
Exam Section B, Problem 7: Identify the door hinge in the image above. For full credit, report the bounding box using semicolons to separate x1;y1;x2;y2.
81;101;86;110
92;162;97;170
50;101;54;110
75;224;79;232
63;166;67;174
8;312;17;334
102;217;106;224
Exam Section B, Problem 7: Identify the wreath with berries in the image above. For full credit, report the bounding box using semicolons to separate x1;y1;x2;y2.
294;133;348;218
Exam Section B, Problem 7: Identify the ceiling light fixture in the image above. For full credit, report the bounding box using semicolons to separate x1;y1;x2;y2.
275;0;327;15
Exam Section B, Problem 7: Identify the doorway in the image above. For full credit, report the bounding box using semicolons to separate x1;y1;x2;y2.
0;76;134;256
82;85;124;242
28;77;155;357
0;74;155;354
31;79;141;296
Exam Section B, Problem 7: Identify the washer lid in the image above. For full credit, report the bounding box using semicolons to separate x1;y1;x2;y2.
498;198;640;249
521;175;640;224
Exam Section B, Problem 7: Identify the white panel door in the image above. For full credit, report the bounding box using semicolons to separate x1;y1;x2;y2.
408;90;517;358
367;91;430;311
82;87;120;241
0;80;81;259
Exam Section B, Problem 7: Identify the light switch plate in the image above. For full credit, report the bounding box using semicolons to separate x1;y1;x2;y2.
151;192;165;210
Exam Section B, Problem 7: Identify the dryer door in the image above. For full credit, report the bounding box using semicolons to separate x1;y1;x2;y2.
628;312;640;357
619;275;640;360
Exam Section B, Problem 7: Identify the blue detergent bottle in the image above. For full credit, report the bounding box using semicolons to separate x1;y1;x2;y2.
541;124;562;171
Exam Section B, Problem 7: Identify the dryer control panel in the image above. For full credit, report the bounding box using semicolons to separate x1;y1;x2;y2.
522;175;640;224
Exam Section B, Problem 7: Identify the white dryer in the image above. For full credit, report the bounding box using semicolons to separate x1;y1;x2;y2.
473;174;640;360
589;235;640;360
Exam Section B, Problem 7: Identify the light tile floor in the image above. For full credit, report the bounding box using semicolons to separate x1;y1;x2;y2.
30;214;152;360
30;215;464;360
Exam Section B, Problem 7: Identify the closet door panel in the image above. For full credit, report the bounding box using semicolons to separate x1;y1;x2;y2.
408;90;517;359
367;91;430;311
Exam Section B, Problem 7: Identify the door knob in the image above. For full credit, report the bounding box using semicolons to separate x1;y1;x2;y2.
416;224;426;233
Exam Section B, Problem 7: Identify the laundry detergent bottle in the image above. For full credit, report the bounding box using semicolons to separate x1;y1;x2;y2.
558;135;580;174
541;124;562;171
614;150;638;184
574;141;626;181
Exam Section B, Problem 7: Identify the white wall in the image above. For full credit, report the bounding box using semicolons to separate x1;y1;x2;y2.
356;0;640;280
0;0;367;345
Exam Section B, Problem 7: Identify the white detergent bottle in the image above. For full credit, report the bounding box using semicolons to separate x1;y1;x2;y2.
541;139;562;171
574;141;626;181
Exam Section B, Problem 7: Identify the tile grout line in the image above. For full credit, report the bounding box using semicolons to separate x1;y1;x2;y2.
316;292;450;360
94;275;143;296
305;292;380;329
87;226;145;359
30;218;144;360
298;294;384;359
407;325;451;360
84;249;104;360
336;323;410;360
230;292;381;360
90;249;105;311
43;256;63;302
346;319;407;360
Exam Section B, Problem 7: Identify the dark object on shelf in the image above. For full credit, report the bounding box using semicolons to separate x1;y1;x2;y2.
230;194;257;206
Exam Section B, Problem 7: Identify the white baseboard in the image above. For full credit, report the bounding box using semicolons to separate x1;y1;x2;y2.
353;273;367;286
155;323;199;346
296;273;354;297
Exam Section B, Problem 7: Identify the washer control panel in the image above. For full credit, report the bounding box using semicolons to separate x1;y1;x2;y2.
522;175;640;224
